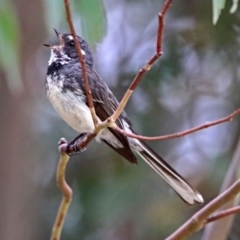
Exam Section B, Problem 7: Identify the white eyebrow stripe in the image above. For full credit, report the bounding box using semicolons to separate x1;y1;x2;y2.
67;35;85;55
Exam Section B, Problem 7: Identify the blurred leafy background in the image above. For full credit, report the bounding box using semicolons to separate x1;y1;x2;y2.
0;0;240;239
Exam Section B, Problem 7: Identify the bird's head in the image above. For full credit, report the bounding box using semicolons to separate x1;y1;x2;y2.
44;29;93;67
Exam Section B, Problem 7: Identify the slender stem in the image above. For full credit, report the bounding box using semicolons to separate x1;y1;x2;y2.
112;107;240;141
51;151;72;240
205;206;240;224
201;135;240;240
111;0;172;123
64;0;98;128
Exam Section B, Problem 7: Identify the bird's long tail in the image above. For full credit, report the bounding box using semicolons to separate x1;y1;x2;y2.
135;141;203;205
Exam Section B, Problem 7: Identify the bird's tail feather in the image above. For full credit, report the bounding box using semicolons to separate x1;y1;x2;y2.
135;141;203;205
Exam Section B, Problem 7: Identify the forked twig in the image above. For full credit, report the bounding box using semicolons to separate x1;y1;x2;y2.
205;206;240;224
201;135;240;240
62;0;172;155
166;179;240;240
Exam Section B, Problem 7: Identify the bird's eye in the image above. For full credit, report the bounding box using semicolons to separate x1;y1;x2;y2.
69;40;74;46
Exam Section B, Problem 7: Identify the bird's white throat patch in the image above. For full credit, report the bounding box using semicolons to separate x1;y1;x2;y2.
48;49;71;66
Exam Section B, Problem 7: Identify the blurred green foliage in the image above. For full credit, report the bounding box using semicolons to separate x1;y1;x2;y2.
212;0;238;24
0;0;21;93
75;0;106;47
44;0;106;47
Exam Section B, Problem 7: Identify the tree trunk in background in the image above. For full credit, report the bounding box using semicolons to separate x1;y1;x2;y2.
0;0;45;239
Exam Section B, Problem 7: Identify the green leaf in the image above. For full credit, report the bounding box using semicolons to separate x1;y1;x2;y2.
212;0;226;25
74;0;106;47
0;0;22;93
230;0;239;13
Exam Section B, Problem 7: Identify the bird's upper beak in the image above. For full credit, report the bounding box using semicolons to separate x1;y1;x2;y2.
43;28;64;48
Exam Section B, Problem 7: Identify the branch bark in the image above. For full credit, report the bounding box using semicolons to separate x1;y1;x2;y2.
201;135;240;240
166;179;240;240
205;206;240;224
111;0;172;123
64;0;98;128
51;139;72;240
113;108;240;141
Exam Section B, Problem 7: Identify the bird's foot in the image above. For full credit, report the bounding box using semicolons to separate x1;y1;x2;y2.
66;133;87;156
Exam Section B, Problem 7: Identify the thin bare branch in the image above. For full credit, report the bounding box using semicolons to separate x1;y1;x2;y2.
166;179;240;240
51;140;72;240
63;0;98;128
113;108;240;141
111;0;172;123
204;206;240;224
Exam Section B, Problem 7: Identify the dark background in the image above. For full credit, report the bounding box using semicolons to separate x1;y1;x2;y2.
1;0;240;239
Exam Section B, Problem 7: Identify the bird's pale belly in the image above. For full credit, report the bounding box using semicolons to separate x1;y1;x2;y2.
47;77;94;133
46;76;123;147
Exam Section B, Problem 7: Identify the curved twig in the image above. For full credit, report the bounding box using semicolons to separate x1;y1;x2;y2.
51;140;72;240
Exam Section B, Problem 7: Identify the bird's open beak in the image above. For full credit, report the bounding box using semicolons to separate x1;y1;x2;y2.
43;28;64;48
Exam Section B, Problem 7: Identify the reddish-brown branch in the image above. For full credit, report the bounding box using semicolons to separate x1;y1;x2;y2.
111;0;172;123
201;136;240;240
204;206;240;224
64;0;98;128
166;179;240;240
113;108;240;141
